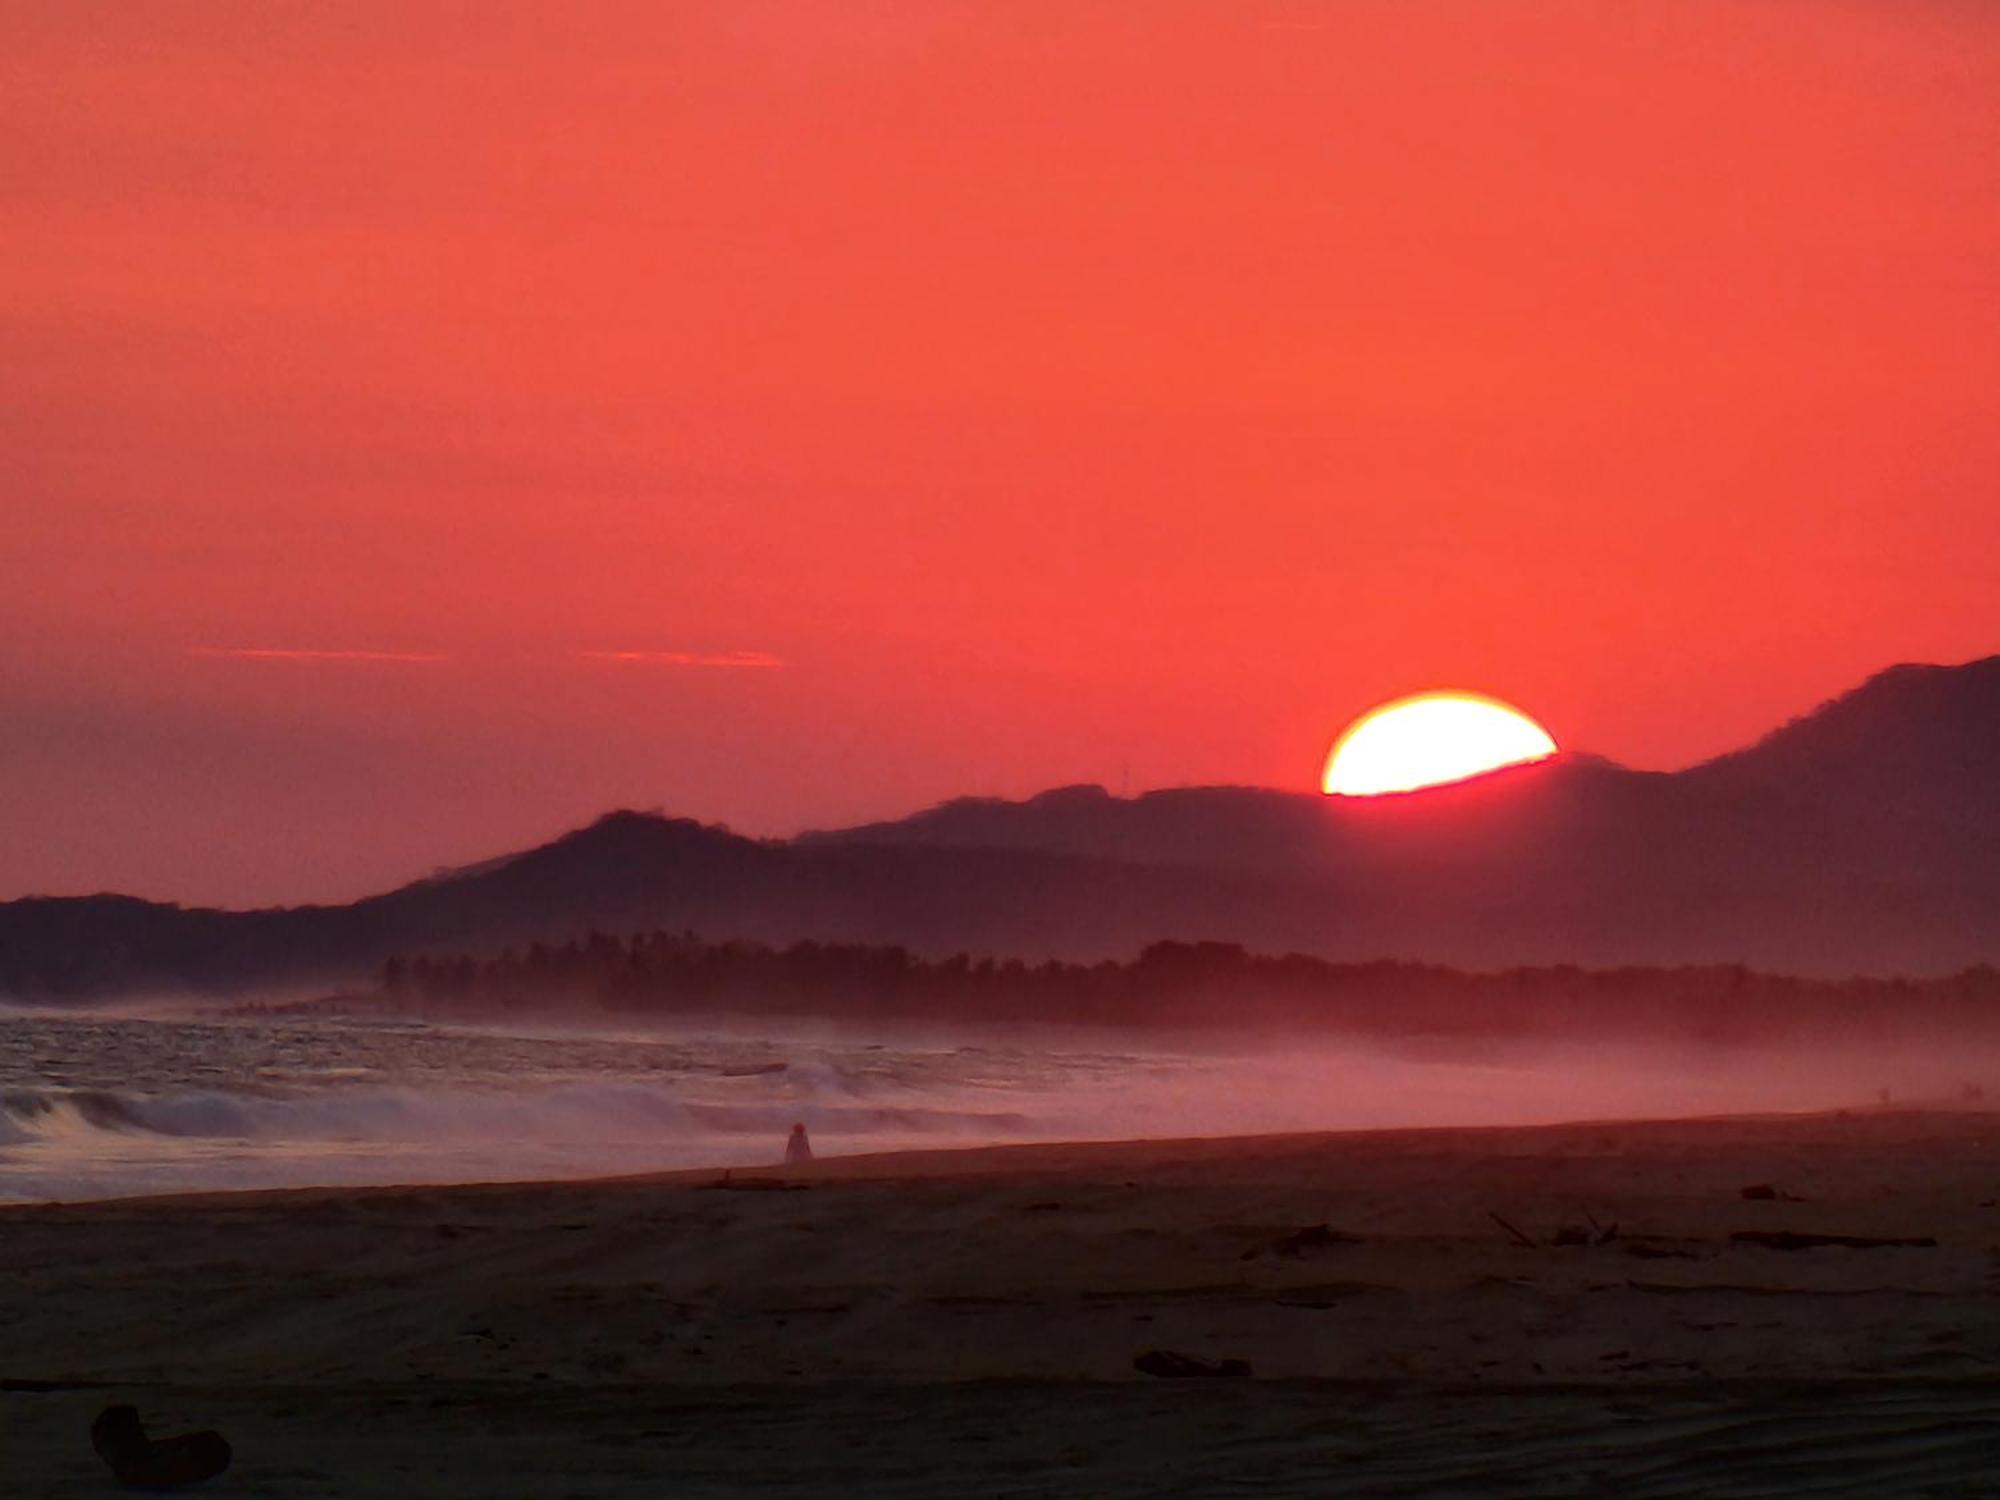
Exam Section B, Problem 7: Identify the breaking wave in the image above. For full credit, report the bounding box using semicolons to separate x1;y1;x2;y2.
0;1080;1034;1150
0;1013;1095;1200
4;1004;1966;1203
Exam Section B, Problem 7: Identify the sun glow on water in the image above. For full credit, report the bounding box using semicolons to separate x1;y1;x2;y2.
1323;692;1557;797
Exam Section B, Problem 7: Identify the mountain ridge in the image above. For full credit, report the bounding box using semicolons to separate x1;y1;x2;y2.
3;653;1996;996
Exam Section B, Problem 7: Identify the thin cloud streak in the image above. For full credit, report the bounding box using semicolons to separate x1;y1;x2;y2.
187;647;451;664
580;649;784;669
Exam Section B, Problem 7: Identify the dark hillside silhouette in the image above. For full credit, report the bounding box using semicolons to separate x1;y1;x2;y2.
3;655;1998;998
1690;657;2000;812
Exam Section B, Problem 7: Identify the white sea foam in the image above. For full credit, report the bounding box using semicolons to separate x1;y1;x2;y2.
1;1007;1985;1202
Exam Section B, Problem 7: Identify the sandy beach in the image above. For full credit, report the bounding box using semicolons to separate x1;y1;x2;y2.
5;1107;1999;1496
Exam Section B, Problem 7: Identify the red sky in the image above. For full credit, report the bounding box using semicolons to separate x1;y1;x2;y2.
4;1;1997;906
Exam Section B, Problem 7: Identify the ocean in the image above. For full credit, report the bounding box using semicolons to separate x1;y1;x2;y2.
0;1008;1147;1202
0;1004;1942;1203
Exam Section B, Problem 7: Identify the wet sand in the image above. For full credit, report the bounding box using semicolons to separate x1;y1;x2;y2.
4;1108;1999;1495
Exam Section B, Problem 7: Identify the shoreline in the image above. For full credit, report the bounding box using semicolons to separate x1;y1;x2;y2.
7;1099;1988;1215
7;1104;1997;1494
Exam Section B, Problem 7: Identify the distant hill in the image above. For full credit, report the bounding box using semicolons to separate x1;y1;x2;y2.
4;655;1998;998
1689;657;2000;835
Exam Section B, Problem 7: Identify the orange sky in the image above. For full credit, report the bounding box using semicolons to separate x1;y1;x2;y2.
4;1;1997;905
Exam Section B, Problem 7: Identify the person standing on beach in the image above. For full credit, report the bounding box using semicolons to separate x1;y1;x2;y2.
785;1122;813;1165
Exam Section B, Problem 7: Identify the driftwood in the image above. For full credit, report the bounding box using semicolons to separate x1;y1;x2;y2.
1133;1349;1253;1379
1730;1230;1937;1251
1278;1223;1362;1255
1740;1183;1806;1201
699;1173;808;1192
1271;1281;1391;1309
91;1406;232;1491
1239;1223;1365;1260
1623;1242;1700;1260
1495;1212;1618;1249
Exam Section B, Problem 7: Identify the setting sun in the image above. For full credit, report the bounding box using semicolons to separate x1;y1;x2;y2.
1323;692;1557;797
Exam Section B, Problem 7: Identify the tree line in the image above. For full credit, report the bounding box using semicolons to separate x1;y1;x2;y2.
377;931;2000;1044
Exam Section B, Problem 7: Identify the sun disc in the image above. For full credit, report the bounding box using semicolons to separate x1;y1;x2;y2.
1323;692;1557;797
